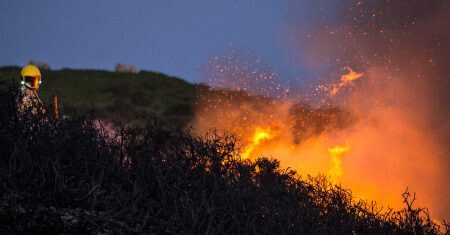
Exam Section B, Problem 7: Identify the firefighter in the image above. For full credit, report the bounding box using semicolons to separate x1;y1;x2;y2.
17;65;45;115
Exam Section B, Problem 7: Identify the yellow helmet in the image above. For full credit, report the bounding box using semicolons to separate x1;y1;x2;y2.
21;65;42;90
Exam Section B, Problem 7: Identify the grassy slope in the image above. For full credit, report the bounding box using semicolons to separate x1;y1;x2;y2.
0;66;196;127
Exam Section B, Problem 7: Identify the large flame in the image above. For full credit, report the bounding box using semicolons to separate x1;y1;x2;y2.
243;125;350;186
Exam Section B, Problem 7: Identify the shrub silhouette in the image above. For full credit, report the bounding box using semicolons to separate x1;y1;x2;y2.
0;86;447;234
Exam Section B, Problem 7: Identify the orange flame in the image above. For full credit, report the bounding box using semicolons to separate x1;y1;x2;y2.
340;67;364;85
328;67;365;95
327;144;349;184
242;127;275;159
194;64;449;221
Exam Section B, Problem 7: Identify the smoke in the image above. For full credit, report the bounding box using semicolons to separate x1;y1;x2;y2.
192;0;450;221
282;0;450;219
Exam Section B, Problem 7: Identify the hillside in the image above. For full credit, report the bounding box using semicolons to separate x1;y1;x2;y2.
0;66;351;138
0;66;196;127
0;87;445;234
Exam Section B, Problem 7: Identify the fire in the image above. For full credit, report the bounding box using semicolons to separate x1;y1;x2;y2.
240;125;352;187
194;80;448;219
242;127;275;159
327;144;349;184
327;67;365;95
194;56;449;221
340;67;364;85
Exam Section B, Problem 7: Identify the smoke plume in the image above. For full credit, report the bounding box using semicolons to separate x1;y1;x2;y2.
283;0;450;219
193;0;450;220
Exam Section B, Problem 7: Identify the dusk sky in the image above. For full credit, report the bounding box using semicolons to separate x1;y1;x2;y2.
0;0;336;83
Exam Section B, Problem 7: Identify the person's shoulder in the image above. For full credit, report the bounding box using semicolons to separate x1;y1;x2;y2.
19;86;35;97
19;86;28;94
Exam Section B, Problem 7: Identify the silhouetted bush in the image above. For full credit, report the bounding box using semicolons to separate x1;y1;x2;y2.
0;86;446;234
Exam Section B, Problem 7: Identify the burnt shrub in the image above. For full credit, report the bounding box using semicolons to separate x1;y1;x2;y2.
0;86;446;234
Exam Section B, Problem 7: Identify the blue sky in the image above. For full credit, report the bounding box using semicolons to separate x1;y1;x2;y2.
0;0;333;83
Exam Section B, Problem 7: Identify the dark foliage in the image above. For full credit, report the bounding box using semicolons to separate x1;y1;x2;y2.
0;87;446;234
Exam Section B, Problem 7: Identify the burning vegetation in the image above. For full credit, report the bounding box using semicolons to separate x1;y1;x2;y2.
192;0;450;224
0;0;447;233
0;86;448;233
